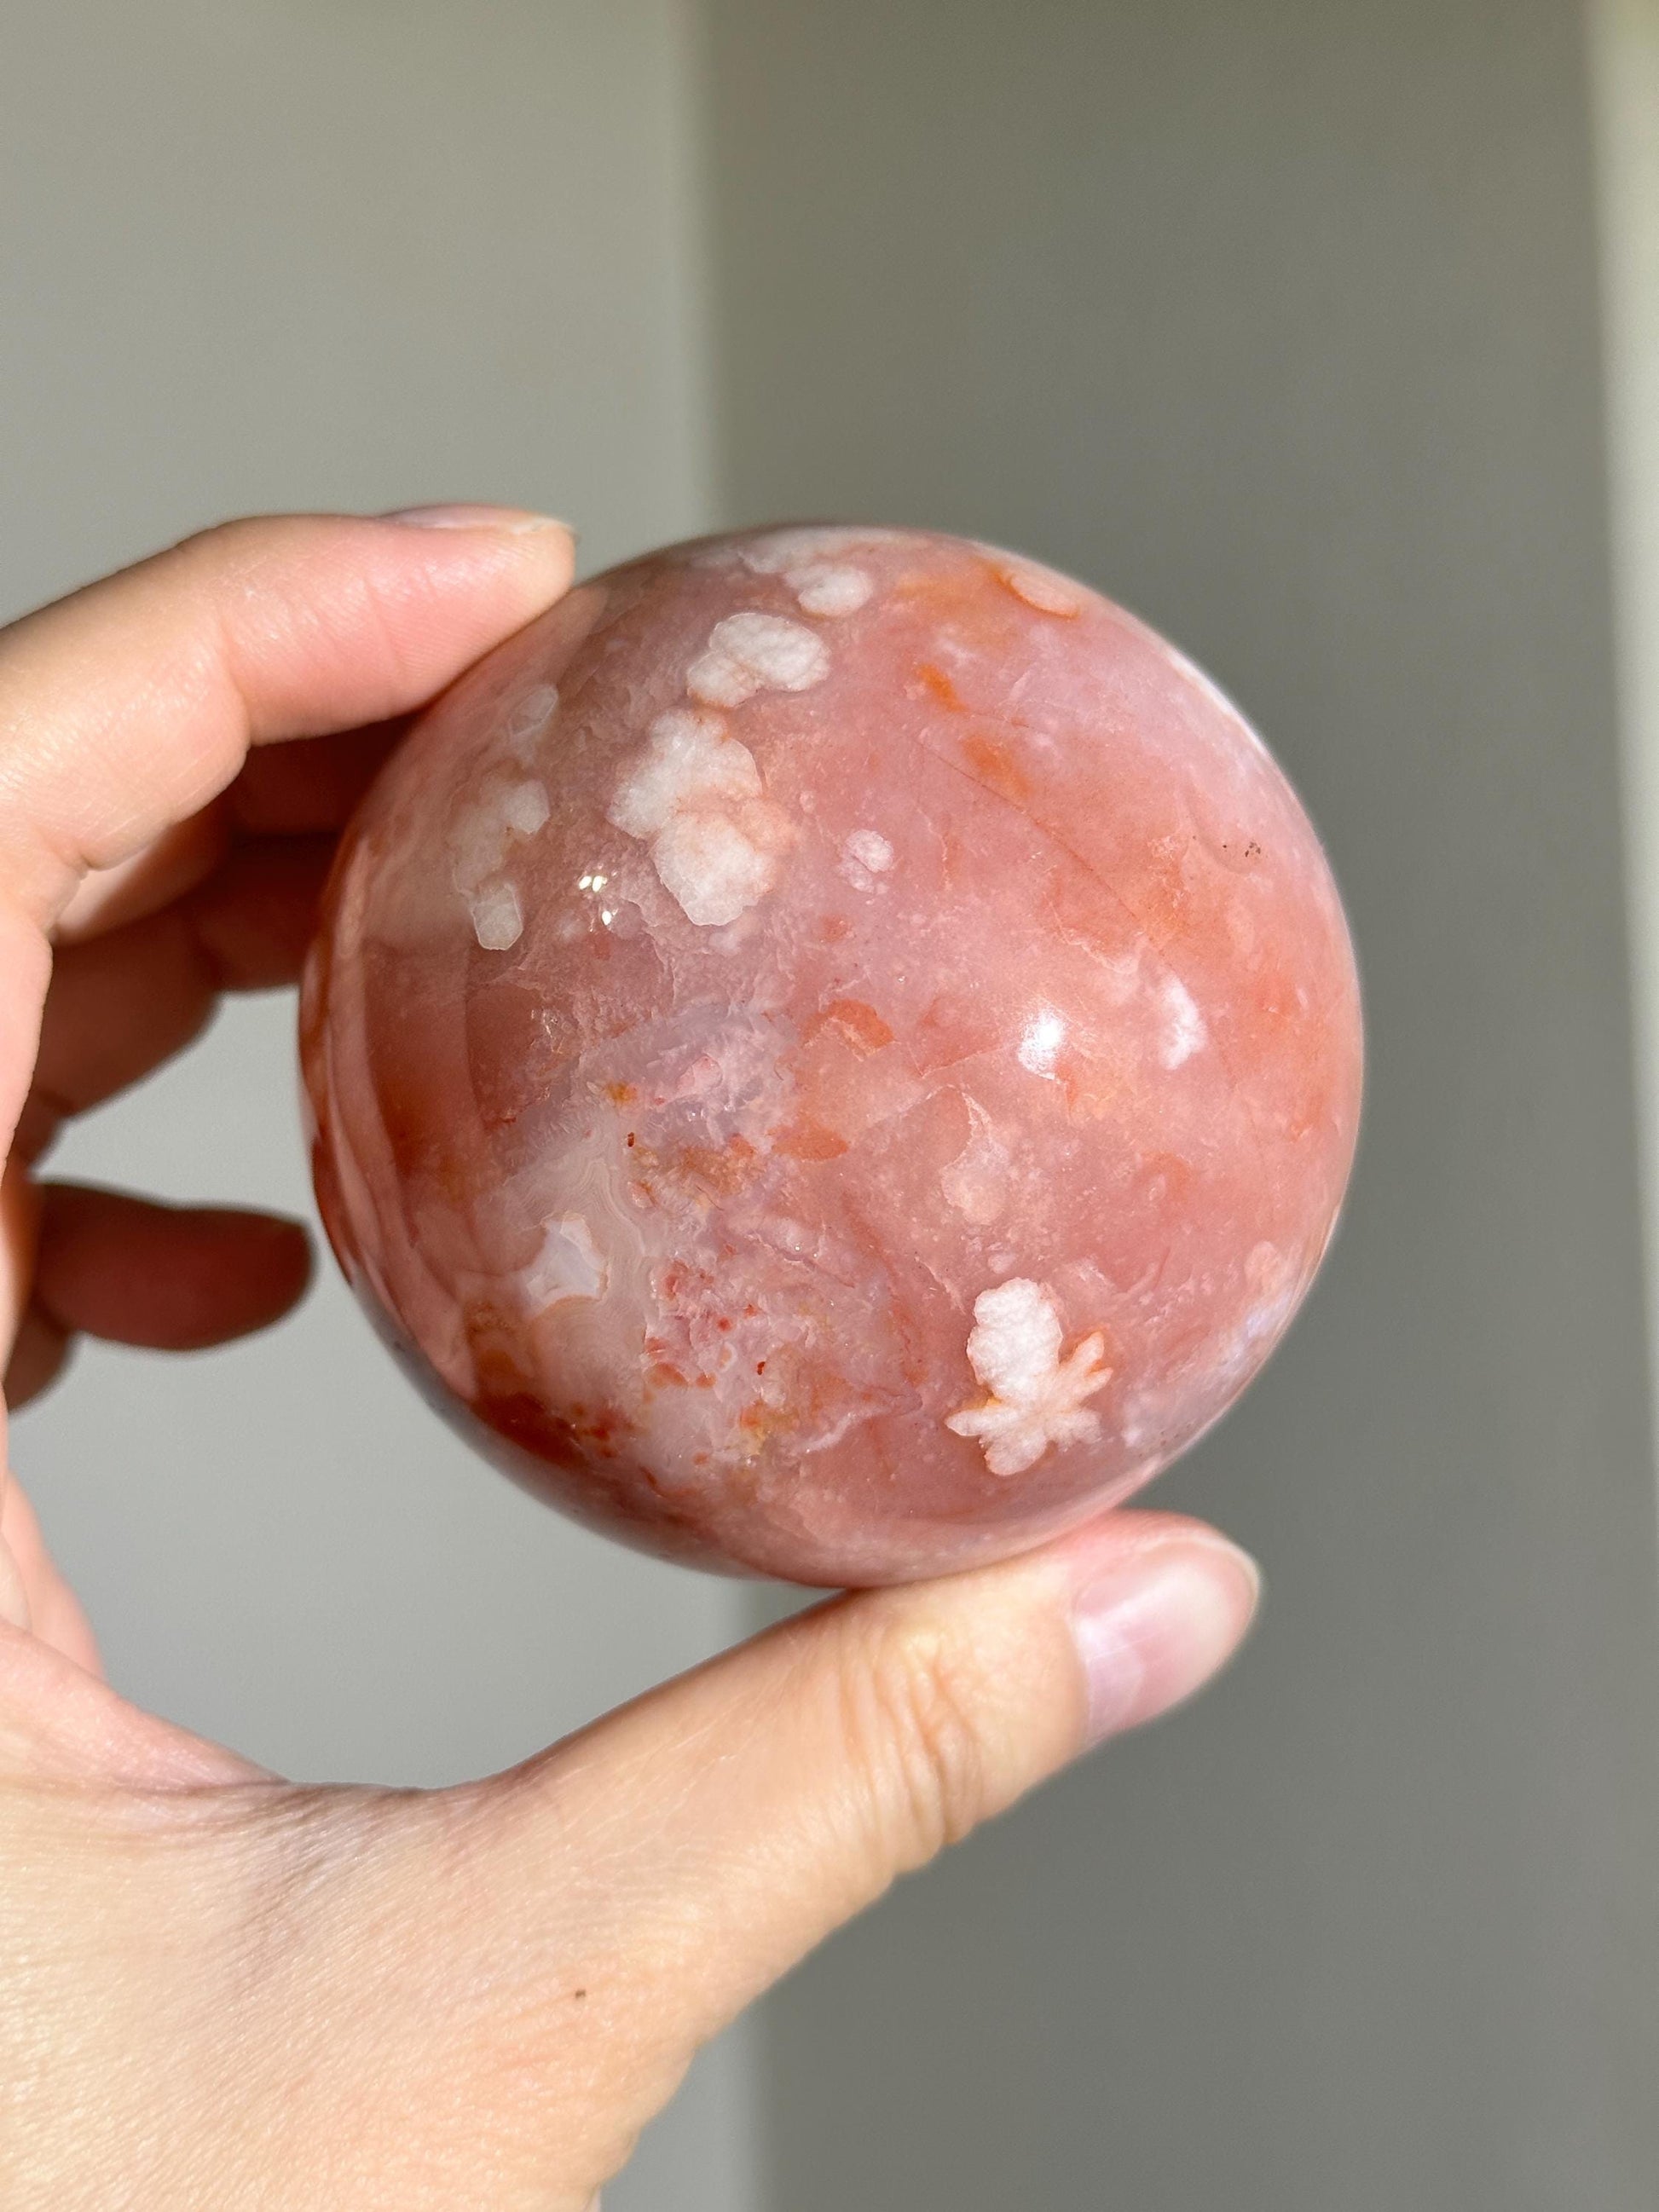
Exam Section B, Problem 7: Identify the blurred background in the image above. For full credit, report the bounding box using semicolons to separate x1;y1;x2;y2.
6;3;1659;2205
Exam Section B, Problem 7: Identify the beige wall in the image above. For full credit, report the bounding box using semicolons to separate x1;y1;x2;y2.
702;2;1659;2204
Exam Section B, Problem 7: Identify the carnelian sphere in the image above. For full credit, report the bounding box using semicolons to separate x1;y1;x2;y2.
300;525;1362;1585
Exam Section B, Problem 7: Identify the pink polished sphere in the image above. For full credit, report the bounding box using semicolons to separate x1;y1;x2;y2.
301;525;1361;1585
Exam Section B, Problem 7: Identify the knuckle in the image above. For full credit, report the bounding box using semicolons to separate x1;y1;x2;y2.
170;514;268;573
837;1613;992;1871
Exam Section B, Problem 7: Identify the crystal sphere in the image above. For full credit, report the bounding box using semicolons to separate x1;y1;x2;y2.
300;526;1361;1585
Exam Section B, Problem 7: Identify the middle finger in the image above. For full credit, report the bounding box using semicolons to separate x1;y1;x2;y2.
26;837;336;1158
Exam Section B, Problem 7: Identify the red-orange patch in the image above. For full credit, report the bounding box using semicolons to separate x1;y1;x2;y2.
804;996;895;1056
916;661;968;713
658;1130;759;1198
773;1119;851;1162
962;731;1032;806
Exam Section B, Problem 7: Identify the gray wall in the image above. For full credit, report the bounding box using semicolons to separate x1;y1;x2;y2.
702;3;1659;2205
0;8;753;2209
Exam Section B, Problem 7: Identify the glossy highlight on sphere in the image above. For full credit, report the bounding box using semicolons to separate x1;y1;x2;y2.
301;525;1362;1585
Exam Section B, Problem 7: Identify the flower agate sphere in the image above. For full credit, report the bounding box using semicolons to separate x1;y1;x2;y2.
301;526;1361;1585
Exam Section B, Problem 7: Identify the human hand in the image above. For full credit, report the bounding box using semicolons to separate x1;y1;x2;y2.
0;511;1260;2210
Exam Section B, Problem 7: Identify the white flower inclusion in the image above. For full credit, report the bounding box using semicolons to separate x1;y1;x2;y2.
519;1215;609;1314
449;776;549;950
790;563;874;616
843;828;894;874
466;877;523;952
608;708;762;838
1159;975;1207;1068
946;1279;1110;1477
608;707;789;927
686;612;830;708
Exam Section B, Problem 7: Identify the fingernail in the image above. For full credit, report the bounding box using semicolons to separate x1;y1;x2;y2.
379;503;571;535
1071;1539;1260;1747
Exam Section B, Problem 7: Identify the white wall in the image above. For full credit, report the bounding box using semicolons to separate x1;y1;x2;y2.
0;8;752;2209
701;3;1659;2204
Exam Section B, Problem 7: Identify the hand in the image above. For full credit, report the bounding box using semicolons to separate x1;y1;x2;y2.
0;511;1260;2210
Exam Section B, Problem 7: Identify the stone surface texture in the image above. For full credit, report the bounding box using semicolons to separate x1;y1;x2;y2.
301;526;1362;1584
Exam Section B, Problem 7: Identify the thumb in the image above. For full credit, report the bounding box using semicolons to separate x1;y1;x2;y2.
377;1510;1257;2183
